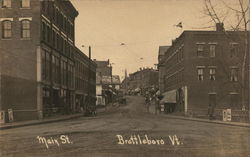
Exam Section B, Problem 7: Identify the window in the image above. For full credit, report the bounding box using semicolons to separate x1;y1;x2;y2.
209;68;216;81
52;55;56;82
52;29;55;47
68;63;74;88
59;35;63;50
69;23;73;39
197;44;204;57
52;5;56;20
56;32;59;49
230;68;238;82
197;68;204;81
45;50;51;81
2;0;11;8
46;25;51;43
209;45;216;57
41;20;51;43
21;20;30;38
2;20;12;38
63;16;66;31
230;43;239;58
56;8;60;24
55;56;60;84
41;49;46;80
21;0;30;8
41;49;51;81
61;60;67;86
63;38;67;53
59;12;63;27
41;21;46;41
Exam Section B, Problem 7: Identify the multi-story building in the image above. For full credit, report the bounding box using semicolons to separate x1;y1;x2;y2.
160;23;249;120
94;59;112;77
125;68;159;95
158;46;170;93
0;0;96;122
74;47;96;113
94;59;121;106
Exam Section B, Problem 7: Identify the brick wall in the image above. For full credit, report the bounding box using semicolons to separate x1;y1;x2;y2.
0;0;41;121
162;31;248;117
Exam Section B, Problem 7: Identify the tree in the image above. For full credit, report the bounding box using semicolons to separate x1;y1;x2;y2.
202;0;249;118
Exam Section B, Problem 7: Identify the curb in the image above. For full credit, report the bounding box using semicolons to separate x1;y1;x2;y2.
163;115;250;128
0;114;83;130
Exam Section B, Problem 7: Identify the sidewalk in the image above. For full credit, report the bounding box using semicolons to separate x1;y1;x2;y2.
162;114;250;128
147;103;249;128
0;105;113;130
0;113;83;130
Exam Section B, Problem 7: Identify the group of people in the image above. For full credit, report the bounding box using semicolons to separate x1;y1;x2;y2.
144;90;163;114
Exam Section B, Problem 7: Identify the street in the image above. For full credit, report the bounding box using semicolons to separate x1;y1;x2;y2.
0;96;249;157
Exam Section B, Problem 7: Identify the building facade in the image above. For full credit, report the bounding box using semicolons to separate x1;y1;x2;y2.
94;59;112;77
0;0;96;122
158;46;170;93
160;24;249;120
124;68;159;95
94;59;121;106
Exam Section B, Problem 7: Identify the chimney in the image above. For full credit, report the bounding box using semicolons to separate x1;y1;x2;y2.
216;23;224;32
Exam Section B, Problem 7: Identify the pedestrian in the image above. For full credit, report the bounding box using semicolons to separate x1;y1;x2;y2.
145;96;150;113
154;95;160;115
208;104;214;120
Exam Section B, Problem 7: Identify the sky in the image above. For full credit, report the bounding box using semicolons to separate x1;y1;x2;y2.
70;0;244;80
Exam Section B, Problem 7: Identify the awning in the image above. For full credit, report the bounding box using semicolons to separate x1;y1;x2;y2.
160;90;176;104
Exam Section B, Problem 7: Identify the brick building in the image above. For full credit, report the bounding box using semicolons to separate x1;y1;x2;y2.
94;59;112;77
158;46;170;93
0;0;96;122
160;24;249;119
124;68;159;95
94;59;121;106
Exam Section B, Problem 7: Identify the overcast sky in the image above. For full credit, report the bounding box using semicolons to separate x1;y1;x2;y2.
71;0;244;80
